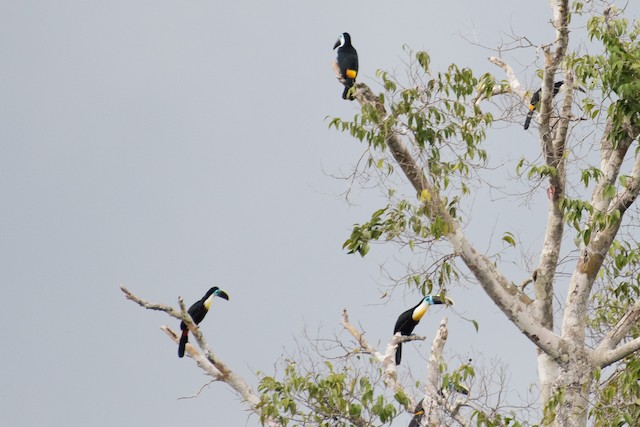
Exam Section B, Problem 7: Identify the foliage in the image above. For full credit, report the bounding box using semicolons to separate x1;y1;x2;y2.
330;51;493;174
471;410;532;427
590;357;640;427
590;239;640;337
332;51;496;297
571;6;640;141
589;238;640;425
329;51;495;237
257;361;401;427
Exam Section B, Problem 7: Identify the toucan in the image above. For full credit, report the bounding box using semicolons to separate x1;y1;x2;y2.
523;81;565;130
178;287;229;358
408;400;424;427
393;295;453;365
333;32;359;100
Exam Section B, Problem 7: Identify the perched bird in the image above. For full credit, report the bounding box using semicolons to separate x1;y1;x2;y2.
523;81;564;130
408;400;424;427
333;32;359;100
178;287;229;358
393;295;452;365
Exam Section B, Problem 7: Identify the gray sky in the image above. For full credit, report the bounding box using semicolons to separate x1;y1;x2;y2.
3;1;637;426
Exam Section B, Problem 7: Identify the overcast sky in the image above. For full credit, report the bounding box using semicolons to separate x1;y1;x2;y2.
2;1;638;426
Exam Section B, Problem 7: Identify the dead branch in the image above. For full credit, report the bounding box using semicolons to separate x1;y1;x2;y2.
488;56;526;99
177;380;215;400
332;60;346;85
120;285;283;427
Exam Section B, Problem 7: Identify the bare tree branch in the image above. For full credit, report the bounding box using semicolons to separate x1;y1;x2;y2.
596;336;640;368
121;285;182;318
593;299;640;367
612;150;640;215
422;318;448;426
592;122;635;216
177;380;215;400
539;0;569;160
487;56;526;99
120;285;283;427
161;326;224;378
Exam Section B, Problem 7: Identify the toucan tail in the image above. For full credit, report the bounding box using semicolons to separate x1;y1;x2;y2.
395;342;403;365
178;329;188;358
342;79;355;100
523;110;534;130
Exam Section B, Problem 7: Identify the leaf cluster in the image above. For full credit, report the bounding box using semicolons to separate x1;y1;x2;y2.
590;357;640;426
342;195;459;258
590;240;640;337
329;50;494;195
257;361;400;427
570;7;640;140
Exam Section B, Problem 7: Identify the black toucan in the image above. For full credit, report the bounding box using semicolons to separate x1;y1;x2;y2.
408;400;424;427
178;287;230;358
333;32;359;100
523;81;564;130
393;295;453;365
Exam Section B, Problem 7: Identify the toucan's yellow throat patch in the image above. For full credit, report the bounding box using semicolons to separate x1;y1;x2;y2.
204;296;213;310
346;69;357;79
412;302;428;321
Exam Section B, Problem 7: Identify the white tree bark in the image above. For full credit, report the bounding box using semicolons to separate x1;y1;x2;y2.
422;318;448;427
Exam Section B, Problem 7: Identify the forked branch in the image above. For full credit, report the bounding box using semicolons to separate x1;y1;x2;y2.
120;285;282;427
593;299;640;367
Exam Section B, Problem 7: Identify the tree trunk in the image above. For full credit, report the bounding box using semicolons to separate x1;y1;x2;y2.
546;351;594;427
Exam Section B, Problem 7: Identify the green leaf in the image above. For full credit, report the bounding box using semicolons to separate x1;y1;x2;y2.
348;403;362;418
416;51;430;71
603;183;617;200
502;232;516;247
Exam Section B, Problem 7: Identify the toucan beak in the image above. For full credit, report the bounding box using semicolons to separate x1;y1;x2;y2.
333;40;340;50
216;290;230;301
430;295;454;306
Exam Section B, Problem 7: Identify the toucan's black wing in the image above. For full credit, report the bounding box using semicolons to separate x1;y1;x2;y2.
337;48;358;78
337;47;358;100
524;88;541;130
178;300;208;358
394;307;419;365
394;309;416;335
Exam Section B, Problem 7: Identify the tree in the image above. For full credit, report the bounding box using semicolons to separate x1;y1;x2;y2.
333;1;640;426
123;1;640;426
